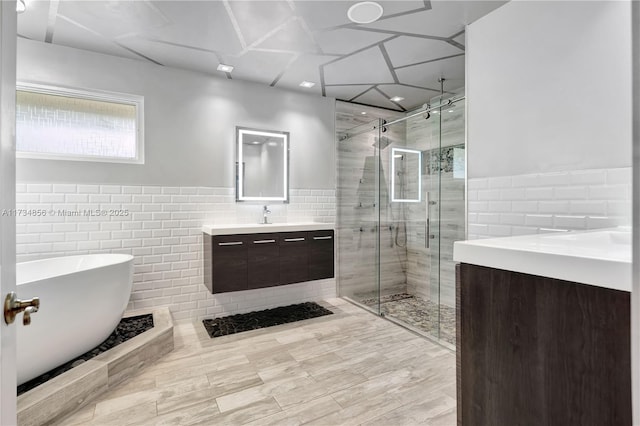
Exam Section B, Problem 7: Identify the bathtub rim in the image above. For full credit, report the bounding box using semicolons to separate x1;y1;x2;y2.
17;253;134;285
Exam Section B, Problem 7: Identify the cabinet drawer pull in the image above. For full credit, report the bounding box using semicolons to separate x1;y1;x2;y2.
253;239;276;244
218;241;243;246
284;238;305;242
313;236;333;240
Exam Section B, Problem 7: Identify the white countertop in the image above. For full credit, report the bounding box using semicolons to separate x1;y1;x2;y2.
453;228;631;292
202;222;333;236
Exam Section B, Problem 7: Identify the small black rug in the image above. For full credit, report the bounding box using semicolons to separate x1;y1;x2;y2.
17;314;154;396
202;302;333;338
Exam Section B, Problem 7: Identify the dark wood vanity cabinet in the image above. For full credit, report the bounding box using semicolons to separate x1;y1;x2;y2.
204;229;334;294
457;263;631;426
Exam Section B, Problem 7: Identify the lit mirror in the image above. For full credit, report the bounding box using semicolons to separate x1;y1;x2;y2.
236;127;289;202
391;147;421;202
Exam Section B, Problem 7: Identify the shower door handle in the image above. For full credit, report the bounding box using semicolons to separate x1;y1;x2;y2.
426;219;430;249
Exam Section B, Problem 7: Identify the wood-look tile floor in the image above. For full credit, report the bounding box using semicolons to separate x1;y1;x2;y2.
54;298;456;426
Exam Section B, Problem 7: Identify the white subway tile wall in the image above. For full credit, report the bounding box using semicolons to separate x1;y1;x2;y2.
468;168;631;239
15;185;336;322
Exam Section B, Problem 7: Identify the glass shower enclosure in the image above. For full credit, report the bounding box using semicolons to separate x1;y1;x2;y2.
336;94;465;347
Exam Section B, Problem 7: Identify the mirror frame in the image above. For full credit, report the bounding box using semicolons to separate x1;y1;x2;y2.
390;147;422;203
236;126;290;203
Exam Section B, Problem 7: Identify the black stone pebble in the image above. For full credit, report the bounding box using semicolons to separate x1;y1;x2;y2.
202;302;332;338
17;314;154;396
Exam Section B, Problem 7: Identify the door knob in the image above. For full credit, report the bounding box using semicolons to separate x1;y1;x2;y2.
4;292;40;325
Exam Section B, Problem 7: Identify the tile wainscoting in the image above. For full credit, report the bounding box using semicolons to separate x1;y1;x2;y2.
467;167;631;239
14;184;336;322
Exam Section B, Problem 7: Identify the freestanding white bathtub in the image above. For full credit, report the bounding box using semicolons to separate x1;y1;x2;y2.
16;254;134;385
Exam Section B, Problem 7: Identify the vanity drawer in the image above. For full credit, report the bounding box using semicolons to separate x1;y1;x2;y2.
212;235;248;293
278;232;309;285
307;230;334;280
247;233;280;289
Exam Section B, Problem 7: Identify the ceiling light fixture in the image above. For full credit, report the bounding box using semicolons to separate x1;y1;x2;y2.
299;81;315;88
217;64;234;73
361;112;367;115
390;96;404;102
16;0;26;13
347;2;383;24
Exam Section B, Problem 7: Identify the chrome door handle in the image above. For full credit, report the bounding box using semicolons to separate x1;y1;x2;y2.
313;236;333;240
4;292;40;326
284;238;305;242
253;239;276;244
218;242;243;246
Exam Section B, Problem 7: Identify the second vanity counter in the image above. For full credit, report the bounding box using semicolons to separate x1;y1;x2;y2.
453;227;631;291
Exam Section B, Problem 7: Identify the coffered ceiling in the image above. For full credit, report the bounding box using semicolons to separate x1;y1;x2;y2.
17;0;506;111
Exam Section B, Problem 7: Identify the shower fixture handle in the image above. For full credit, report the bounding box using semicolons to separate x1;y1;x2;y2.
4;292;40;325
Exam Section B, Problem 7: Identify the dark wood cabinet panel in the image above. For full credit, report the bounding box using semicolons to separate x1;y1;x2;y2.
211;235;248;293
307;230;334;280
247;233;280;289
278;232;309;285
457;263;631;426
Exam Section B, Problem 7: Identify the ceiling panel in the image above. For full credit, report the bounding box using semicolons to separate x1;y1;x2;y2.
324;46;395;86
316;28;393;56
117;36;223;74
56;1;169;39
384;36;462;68
363;0;506;37
325;85;374;102
396;55;465;91
146;1;243;55
353;89;403;111
224;50;298;85
227;1;294;47
276;54;339;96
377;84;441;109
294;1;427;30
52;16;146;62
17;0;50;41
256;18;319;54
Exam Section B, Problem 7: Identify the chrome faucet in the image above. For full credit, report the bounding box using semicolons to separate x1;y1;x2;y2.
262;205;271;224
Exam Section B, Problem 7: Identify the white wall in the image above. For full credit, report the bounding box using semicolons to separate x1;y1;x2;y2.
467;0;632;179
466;1;633;238
16;39;335;189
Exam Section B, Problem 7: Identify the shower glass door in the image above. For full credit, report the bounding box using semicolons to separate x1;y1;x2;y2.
336;95;464;346
336;119;382;314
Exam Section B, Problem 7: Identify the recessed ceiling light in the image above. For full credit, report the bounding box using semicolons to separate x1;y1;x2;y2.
252;141;261;145
361;112;367;115
432;110;439;114
448;110;454;113
299;81;315;88
347;2;384;24
217;64;234;73
16;0;26;13
390;96;404;102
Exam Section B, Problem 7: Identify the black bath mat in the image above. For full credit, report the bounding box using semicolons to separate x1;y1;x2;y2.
17;314;154;396
202;302;333;338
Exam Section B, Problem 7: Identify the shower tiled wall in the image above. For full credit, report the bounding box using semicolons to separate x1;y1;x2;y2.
14;184;336;322
467;167;631;239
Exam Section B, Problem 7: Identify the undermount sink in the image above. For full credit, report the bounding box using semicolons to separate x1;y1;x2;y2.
202;222;332;236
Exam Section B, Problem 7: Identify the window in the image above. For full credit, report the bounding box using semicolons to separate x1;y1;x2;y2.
16;83;144;163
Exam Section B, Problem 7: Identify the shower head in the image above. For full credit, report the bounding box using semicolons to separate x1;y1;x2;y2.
372;136;392;150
